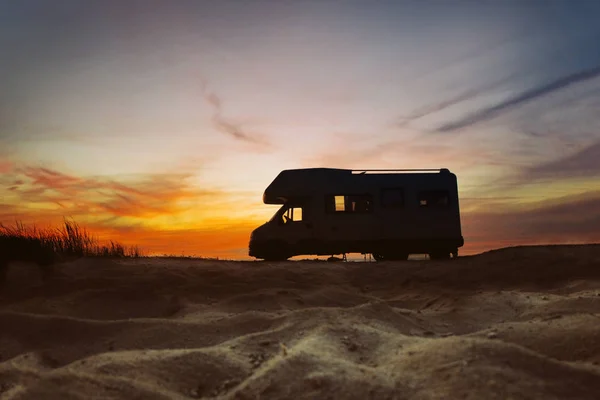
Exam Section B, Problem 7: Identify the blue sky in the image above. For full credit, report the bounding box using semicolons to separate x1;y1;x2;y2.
1;0;599;256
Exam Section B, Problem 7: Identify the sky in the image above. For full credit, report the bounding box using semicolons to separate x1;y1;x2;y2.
1;0;599;258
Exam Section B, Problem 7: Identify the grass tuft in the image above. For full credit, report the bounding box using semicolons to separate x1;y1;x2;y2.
0;218;143;263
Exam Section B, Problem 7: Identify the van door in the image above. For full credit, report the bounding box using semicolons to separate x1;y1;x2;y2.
276;204;315;254
379;187;412;240
315;193;380;253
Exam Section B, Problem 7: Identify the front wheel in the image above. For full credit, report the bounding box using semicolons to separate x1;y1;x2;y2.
259;240;290;261
262;255;289;262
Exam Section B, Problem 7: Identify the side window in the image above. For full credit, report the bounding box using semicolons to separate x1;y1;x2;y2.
418;190;450;207
381;188;404;208
325;194;373;213
281;207;303;224
291;207;303;221
334;196;345;212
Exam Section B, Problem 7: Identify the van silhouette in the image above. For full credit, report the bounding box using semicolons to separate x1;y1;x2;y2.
249;168;464;261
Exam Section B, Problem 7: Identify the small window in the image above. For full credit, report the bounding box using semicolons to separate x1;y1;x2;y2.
291;207;302;221
334;196;345;212
326;194;373;213
381;188;404;208
419;190;450;207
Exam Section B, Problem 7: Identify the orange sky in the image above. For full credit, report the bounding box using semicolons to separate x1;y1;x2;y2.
1;162;598;259
1;1;599;258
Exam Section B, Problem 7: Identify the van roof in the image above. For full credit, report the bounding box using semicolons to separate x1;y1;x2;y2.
278;167;450;174
262;168;454;204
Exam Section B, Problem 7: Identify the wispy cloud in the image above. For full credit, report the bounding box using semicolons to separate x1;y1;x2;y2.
398;75;518;127
436;64;600;133
461;191;600;253
200;82;271;147
0;164;264;258
2;166;221;222
520;139;600;181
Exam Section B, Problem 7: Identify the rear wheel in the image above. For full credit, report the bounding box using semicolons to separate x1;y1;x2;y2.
429;251;451;260
372;253;384;262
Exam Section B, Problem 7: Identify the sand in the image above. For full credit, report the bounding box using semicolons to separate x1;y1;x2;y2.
1;244;600;399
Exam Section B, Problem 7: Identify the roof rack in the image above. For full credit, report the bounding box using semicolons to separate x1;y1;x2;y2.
351;168;449;174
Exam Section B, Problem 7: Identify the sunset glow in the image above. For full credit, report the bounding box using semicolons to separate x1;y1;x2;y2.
2;1;599;258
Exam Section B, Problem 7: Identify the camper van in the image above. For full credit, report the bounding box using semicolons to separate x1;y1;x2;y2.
248;168;464;261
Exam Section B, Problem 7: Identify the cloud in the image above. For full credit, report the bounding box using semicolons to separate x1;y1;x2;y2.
436;64;600;133
461;191;600;252
398;72;524;127
2;166;222;223
519;139;600;181
0;160;13;174
399;86;492;126
200;82;271;146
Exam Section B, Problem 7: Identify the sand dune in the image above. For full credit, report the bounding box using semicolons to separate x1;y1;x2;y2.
1;245;600;399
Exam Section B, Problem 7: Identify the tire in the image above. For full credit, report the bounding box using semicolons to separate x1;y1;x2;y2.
262;255;289;262
429;251;451;260
261;240;290;261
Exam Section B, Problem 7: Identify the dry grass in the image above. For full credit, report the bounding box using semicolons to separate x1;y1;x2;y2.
0;219;143;262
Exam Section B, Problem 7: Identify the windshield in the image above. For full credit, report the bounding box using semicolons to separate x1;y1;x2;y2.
268;205;287;223
268;204;304;224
